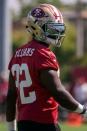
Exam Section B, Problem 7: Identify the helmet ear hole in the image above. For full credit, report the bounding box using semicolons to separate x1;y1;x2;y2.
26;25;29;28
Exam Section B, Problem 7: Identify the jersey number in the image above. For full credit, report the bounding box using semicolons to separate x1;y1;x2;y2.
11;64;36;104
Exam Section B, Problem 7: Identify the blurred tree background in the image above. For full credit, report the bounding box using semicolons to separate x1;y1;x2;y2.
12;0;87;83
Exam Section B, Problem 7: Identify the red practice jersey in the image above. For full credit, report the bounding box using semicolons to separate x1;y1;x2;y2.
8;40;60;124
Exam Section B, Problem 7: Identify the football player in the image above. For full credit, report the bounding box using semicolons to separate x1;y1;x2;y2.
6;4;87;131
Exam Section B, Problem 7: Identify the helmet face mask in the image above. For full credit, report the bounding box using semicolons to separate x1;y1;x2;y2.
42;22;65;47
26;4;65;47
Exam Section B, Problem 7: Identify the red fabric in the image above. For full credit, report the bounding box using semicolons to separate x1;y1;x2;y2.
8;40;60;124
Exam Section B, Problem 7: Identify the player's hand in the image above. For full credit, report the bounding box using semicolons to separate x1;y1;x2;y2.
80;106;87;118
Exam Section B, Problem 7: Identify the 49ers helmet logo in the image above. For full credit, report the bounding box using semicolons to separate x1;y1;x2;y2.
31;8;45;18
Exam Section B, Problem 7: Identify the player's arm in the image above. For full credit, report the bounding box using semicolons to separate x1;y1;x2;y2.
6;71;17;131
40;69;87;113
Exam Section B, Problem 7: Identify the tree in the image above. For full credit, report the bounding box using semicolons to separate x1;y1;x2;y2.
37;0;61;7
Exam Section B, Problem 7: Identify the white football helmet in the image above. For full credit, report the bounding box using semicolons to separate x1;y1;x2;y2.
26;4;65;47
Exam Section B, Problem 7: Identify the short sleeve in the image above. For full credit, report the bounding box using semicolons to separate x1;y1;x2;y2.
35;48;59;71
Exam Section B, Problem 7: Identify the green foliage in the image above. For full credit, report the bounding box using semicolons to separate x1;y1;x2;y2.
12;29;30;52
51;22;76;82
52;21;76;65
60;65;72;82
70;53;87;67
37;0;61;7
20;5;32;18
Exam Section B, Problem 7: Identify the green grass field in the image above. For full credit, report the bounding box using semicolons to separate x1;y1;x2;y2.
0;122;7;131
0;122;87;131
60;123;87;131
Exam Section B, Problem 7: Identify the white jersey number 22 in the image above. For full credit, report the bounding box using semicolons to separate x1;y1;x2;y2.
11;63;36;104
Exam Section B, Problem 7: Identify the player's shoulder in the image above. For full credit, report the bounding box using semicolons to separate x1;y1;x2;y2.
33;40;59;71
35;40;58;63
13;39;55;59
34;40;54;58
